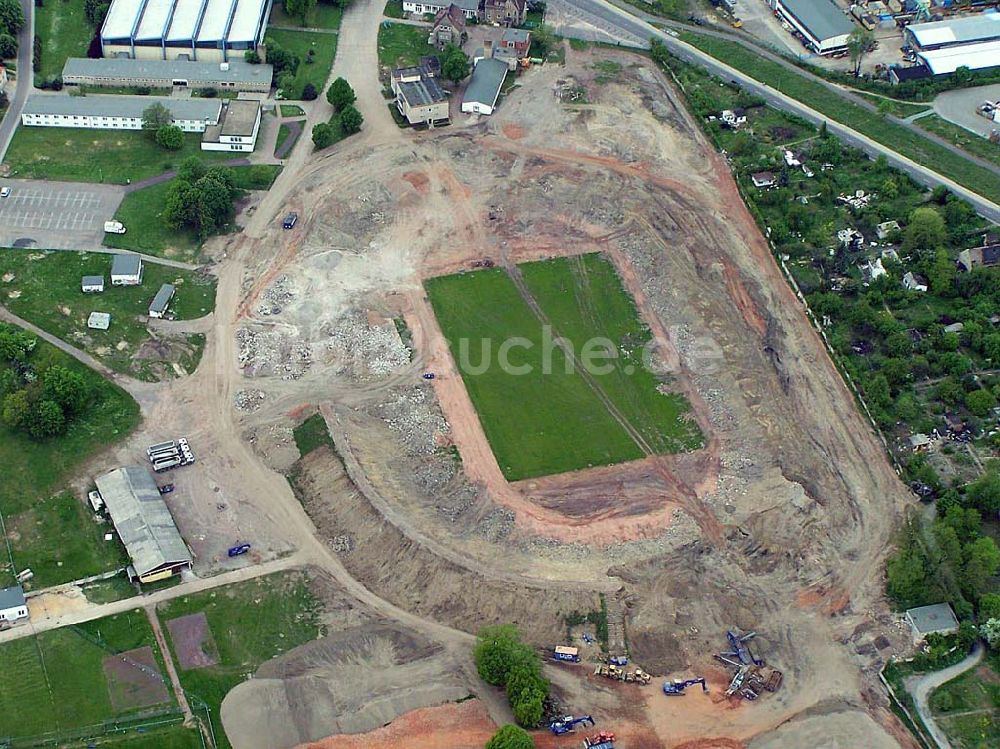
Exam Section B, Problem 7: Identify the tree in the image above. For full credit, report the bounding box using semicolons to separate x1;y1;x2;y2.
326;77;355;110
529;24;555;59
177;156;208;184
511;692;545;728
962;537;1000;600
474;625;535;686
25;399;64;438
0;327;36;362
0;32;15;59
42;366;89;416
266;43;300;81
486;725;535;749
244;49;261;64
142;102;173;133
164;180;201;230
194;174;235;235
155;124;184;150
284;0;316;24
339;104;363;135
0;0;24;35
966;471;1000;516
1;389;31;429
441;44;470;82
903;207;946;253
928;248;955;296
847;26;875;76
301;82;318;100
979;593;1000;621
982;618;1000;650
966;388;998;418
312;122;335;149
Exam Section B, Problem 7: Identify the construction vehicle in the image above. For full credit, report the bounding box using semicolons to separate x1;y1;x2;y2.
731;18;743;27
662;677;708;695
609;655;628;666
722;630;764;666
228;543;251;557
550;716;595;735
583;732;615;749
553;645;581;663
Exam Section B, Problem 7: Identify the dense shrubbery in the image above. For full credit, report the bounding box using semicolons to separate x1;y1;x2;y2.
163;157;239;237
474;625;549;728
485;725;536;749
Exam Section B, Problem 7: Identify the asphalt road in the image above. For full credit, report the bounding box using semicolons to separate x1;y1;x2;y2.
0;0;34;162
0;180;125;250
560;0;1000;224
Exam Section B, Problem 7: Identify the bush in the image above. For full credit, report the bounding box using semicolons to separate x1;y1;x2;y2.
312;122;335;149
155;124;184;150
473;625;550;728
339;104;363;134
302;82;318;100
485;725;535;749
326;76;355;110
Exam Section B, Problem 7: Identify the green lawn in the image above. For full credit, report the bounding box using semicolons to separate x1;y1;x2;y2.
104;182;201;260
266;28;338;99
677;33;1000;205
378;22;435;68
227;164;283;190
275;121;303;156
2;128;234;184
918;115;1000;169
0;249;216;379
383;0;405;18
855;92;931;118
269;2;343;29
0;334;139;517
34;0;94;83
425;254;702;480
100;727;206;749
75;85;173;96
279;104;306;117
930;656;1000;749
158;571;325;749
0;610;171;740
5;492;128;589
293;412;335;456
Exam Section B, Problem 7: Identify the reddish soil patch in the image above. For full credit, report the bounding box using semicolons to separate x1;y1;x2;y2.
166;612;220;670
503;123;527;140
102;646;170;712
296;699;496;749
402;171;430;194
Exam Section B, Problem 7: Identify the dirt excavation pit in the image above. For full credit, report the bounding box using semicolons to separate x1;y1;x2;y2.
223;46;915;748
220;624;475;749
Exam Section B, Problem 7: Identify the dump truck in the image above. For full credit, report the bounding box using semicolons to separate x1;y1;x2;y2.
554;646;581;663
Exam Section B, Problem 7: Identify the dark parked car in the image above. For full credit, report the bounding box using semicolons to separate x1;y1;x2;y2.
158;483;175;494
282;212;298;230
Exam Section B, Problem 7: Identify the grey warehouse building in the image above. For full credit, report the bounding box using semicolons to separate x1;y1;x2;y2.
767;0;855;54
95;466;192;583
21;94;221;132
101;0;273;62
62;57;273;92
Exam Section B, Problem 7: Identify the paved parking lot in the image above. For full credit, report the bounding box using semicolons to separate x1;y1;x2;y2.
935;84;1000;139
0;180;126;250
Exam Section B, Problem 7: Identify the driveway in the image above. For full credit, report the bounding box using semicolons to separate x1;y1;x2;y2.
0;180;126;250
0;0;35;162
934;84;1000;139
905;641;985;749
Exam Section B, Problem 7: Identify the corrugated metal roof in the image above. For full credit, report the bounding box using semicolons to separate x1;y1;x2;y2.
908;13;1000;48
149;283;175;314
229;0;268;43
103;0;143;39
196;0;236;43
23;94;221;122
776;0;854;43
95;466;191;578
166;0;207;42
63;57;273;85
919;40;1000;74
463;57;507;108
136;0;175;40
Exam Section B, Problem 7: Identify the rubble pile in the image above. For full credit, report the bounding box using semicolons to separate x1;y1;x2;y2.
372;386;448;456
234;389;266;412
326;311;411;382
258;275;295;316
237;327;313;380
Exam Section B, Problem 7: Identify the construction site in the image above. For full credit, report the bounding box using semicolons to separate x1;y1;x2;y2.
37;29;921;749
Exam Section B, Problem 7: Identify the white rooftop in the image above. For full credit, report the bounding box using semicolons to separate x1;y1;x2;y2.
919;40;1000;75
229;0;269;43
196;0;235;44
135;0;174;40
166;0;206;42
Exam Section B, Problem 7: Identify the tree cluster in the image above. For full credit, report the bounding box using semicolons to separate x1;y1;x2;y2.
314;77;362;149
485;725;535;749
84;0;110;29
0;0;23;60
473;625;549;728
284;0;316;24
164;157;238;237
266;39;301;94
440;44;470;83
0;326;95;440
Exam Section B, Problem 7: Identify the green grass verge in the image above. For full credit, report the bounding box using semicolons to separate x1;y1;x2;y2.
269;2;343;29
75;85;173;96
918;115;1000;170
158;571;325;749
678;33;1000;205
0;249;216;379
425;253;702;480
855;92;931;118
293;412;334;456
5;491;128;589
34;0;93;83
99;727;206;749
266;28;338;99
378;22;436;68
0;609;171;740
383;0;405;18
227;164;283;190
275;121;303;156
82;575;139;605
104;182;201;260
0;338;139;516
2;129;234;184
279;104;306;117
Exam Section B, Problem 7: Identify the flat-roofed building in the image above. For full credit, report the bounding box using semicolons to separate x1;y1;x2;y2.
402;0;480;19
905;14;1000;75
391;65;449;126
201;98;261;151
62;57;273;92
21;94;221;132
94;466;192;583
101;0;272;62
768;0;855;54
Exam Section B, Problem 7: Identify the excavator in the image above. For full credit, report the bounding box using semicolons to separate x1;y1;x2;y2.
550;715;596;735
662;677;708;695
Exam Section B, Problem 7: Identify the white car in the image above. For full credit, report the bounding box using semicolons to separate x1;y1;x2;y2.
0;187;10;198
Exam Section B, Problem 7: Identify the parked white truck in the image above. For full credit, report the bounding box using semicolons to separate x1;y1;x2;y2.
104;221;127;234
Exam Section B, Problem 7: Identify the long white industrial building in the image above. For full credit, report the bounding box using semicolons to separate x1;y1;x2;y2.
905;14;1000;75
768;0;855;54
21;94;222;131
101;0;273;62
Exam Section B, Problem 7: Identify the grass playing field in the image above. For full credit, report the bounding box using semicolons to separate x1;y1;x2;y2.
425;253;702;480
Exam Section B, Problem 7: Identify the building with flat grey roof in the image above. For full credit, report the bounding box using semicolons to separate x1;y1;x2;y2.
21;94;221;132
904;603;959;642
391;66;449;127
0;586;28;623
768;0;854;54
101;0;272;62
462;57;507;116
148;283;175;318
94;466;192;583
111;254;143;285
201;99;261;152
82;275;105;293
62;57;273;92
